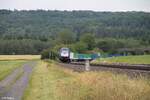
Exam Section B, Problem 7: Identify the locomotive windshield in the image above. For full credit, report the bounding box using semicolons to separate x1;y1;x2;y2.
61;48;69;51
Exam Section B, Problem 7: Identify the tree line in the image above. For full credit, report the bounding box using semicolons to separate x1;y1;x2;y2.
0;10;150;55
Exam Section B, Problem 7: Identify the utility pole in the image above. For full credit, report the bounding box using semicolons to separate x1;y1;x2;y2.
85;59;90;71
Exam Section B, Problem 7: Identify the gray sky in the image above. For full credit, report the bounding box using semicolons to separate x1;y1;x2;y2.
0;0;150;12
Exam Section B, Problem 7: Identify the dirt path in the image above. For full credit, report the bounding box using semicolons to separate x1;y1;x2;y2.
0;61;37;100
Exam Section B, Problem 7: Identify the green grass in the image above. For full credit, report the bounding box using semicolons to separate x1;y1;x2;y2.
24;60;150;100
0;60;26;81
92;55;150;64
23;61;73;100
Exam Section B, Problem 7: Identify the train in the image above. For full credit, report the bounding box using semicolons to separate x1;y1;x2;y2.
59;47;100;63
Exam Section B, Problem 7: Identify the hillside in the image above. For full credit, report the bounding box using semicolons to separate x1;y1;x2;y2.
0;10;150;54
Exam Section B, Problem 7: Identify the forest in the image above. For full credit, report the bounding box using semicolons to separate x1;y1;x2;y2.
0;9;150;55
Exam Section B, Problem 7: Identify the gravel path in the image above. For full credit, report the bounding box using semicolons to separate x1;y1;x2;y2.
0;61;37;100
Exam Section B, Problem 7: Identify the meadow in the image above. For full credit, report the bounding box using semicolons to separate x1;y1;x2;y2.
92;55;150;64
0;55;150;100
24;60;150;100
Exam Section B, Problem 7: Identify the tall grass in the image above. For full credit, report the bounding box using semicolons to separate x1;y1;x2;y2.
56;72;150;100
24;61;150;100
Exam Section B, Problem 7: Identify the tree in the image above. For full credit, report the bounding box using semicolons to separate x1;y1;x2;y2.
71;42;88;53
80;33;95;50
57;29;75;45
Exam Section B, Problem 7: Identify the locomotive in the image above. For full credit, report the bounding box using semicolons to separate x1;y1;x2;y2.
59;47;70;62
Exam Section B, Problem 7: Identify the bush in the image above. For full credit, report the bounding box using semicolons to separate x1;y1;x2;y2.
41;49;50;59
41;48;58;60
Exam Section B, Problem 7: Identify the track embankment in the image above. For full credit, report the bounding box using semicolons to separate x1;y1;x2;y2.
58;62;150;78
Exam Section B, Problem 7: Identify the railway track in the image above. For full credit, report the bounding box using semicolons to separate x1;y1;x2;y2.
71;62;150;71
59;62;150;78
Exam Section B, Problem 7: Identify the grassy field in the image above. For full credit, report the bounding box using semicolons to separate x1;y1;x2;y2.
0;60;26;81
24;60;150;100
0;55;40;61
92;55;150;64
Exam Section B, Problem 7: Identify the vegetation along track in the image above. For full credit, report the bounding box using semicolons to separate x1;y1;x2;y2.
59;62;150;78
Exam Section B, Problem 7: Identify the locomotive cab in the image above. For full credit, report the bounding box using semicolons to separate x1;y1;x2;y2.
59;48;70;62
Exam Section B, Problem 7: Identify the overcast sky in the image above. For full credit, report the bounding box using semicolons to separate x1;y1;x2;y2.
0;0;150;12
